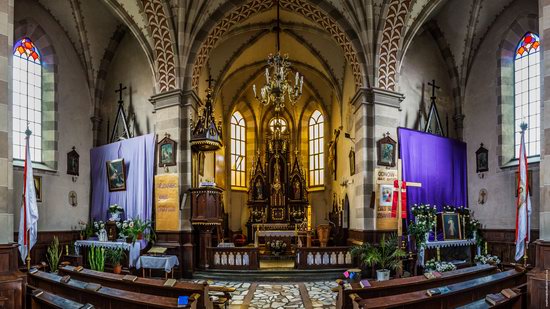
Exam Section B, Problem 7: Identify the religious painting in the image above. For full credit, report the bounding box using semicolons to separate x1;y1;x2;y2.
33;175;42;203
106;158;126;192
379;184;393;207
67;147;79;176
377;134;396;167
475;143;488;173
349;148;356;176
515;170;533;197
442;213;461;240
158;134;177;167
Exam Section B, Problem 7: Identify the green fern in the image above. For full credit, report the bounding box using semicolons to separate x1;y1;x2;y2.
46;236;62;272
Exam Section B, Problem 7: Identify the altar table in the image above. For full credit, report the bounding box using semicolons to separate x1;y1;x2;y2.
254;230;297;247
419;239;477;266
74;240;141;267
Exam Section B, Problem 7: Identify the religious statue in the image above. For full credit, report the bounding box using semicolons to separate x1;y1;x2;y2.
255;179;264;200
293;181;301;200
271;156;284;206
328;129;340;180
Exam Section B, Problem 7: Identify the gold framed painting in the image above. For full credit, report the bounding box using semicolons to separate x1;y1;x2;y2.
33;175;42;202
441;212;461;240
106;158;126;192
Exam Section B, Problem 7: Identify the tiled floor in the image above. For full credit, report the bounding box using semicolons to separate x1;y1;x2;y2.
190;279;337;309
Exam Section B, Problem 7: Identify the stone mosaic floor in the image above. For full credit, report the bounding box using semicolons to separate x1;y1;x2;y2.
188;279;337;309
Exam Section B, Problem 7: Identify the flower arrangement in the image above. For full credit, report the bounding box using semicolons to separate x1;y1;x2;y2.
474;254;500;266
119;218;156;244
408;204;437;248
425;258;457;272
443;205;455;212
267;240;287;255
92;220;106;234
78;219;94;240
108;204;123;221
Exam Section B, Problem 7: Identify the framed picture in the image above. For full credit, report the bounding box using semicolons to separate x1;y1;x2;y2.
33;175;42;203
377;134;396;167
106;158;126;192
515;170;533;197
441;213;461;240
158;134;177;167
475;143;488;173
349;148;356;176
379;184;393;207
67;147;79;176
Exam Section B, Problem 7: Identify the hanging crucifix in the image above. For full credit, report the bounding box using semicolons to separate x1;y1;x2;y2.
109;83;132;143
424;79;445;137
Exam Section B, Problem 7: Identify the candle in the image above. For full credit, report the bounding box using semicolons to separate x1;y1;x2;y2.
484;241;488;255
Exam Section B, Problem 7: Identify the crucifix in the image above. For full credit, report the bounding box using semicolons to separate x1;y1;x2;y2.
428;79;440;100
109;83;132;143
115;83;127;104
206;75;214;89
378;158;422;236
425;79;445;136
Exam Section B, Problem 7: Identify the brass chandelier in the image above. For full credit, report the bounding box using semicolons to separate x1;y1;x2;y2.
252;0;303;112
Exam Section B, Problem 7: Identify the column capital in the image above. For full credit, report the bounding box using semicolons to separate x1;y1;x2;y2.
351;87;405;112
149;89;200;111
90;116;102;130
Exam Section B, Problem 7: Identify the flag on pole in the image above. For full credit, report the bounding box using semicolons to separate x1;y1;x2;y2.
18;130;39;263
515;123;532;261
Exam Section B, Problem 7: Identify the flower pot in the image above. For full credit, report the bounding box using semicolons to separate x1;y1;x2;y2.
316;224;331;247
113;264;122;274
137;232;143;240
376;269;390;281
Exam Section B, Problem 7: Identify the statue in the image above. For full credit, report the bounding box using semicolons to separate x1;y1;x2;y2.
256;179;263;200
294;180;301;200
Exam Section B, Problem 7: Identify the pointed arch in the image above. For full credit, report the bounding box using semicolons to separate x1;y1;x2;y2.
308;109;325;187
230;111;247;187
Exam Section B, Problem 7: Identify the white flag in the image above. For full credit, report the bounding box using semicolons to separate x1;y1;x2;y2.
515;127;532;261
18;133;39;263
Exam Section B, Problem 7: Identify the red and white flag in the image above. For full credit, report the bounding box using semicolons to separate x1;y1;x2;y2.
515;125;532;261
18;132;39;263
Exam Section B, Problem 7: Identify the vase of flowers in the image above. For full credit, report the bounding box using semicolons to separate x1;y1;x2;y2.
424;258;457;273
108;204;123;222
267;240;287;256
408;204;437;249
474;254;500;266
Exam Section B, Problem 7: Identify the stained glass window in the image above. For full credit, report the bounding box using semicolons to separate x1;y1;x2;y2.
13;37;42;162
514;32;540;157
269;117;288;133
308;110;324;186
231;111;246;187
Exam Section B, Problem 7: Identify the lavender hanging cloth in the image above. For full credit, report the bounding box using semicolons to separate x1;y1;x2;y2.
397;128;468;219
90;134;155;222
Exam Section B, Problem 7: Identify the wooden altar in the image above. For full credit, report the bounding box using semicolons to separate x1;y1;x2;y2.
246;122;309;241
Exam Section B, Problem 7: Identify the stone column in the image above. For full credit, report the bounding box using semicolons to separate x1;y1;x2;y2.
150;89;198;277
528;1;550;306
350;88;403;233
0;0;14;244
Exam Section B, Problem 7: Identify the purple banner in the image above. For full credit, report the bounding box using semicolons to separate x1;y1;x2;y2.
90;134;155;222
398;128;468;218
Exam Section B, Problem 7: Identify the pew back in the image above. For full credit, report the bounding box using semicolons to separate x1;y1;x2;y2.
29;271;198;309
336;264;497;309
354;269;525;309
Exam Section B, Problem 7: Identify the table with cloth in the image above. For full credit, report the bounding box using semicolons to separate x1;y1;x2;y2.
74;240;143;268
136;255;180;278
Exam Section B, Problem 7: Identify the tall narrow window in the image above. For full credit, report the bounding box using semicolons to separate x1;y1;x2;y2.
13;37;42;162
514;32;540;157
231;111;246;187
308;110;324;186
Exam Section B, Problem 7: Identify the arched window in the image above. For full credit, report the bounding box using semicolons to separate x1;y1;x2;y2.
269;117;288;133
231;111;246;187
514;32;540;157
13;37;42;162
308;110;324;186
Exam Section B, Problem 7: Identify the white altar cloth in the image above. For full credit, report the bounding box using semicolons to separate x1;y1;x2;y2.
74;240;141;267
136;255;179;272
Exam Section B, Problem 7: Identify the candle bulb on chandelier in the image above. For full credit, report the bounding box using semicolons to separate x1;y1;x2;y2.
295;72;299;86
265;68;270;82
253;84;257;98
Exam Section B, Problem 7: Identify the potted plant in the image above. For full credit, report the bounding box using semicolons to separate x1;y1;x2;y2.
121;218;156;244
350;234;406;281
88;245;105;272
46;236;63;272
106;248;126;274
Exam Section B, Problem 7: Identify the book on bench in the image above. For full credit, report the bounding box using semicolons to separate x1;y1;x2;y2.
74;266;84;272
426;286;450;296
164;278;177;287
84;283;102;292
486;293;507;305
79;304;94;309
424;271;442;279
177;296;189;307
29;268;39;275
31;289;44;297
122;274;138;282
60;275;71;283
359;279;371;288
501;288;518;299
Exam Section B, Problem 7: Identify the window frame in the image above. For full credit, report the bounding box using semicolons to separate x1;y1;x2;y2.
230;111;247;188
308;110;324;187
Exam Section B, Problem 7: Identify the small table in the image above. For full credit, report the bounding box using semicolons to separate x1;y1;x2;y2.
74;240;141;267
136;255;179;279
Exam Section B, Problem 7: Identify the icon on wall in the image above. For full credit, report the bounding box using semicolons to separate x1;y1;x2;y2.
106;158;126;192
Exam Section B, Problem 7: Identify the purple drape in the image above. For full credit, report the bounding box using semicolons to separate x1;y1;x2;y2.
398;128;468;218
90;134;155;222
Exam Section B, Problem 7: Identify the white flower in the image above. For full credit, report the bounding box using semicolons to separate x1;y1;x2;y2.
129;221;134;228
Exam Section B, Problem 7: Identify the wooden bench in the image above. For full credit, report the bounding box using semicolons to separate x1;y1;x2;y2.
58;265;232;309
456;283;527;309
336;264;498;309
351;269;525;309
27;285;93;309
28;270;200;309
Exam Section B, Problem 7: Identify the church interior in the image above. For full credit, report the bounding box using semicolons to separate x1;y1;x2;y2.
0;0;548;308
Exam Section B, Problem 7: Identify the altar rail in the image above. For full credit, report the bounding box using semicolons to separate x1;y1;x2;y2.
207;247;259;270
295;247;353;269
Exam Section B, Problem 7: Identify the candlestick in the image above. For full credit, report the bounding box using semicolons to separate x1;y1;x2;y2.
484;241;488;255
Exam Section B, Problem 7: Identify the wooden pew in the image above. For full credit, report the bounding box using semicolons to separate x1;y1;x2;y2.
58;265;228;309
351;269;525;309
336;264;497;309
456;283;527;309
27;285;93;309
28;270;200;309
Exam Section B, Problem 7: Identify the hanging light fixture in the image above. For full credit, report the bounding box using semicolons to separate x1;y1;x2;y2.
252;0;303;112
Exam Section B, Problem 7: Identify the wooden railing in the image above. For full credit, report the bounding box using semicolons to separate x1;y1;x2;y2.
295;246;353;269
207;247;259;270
